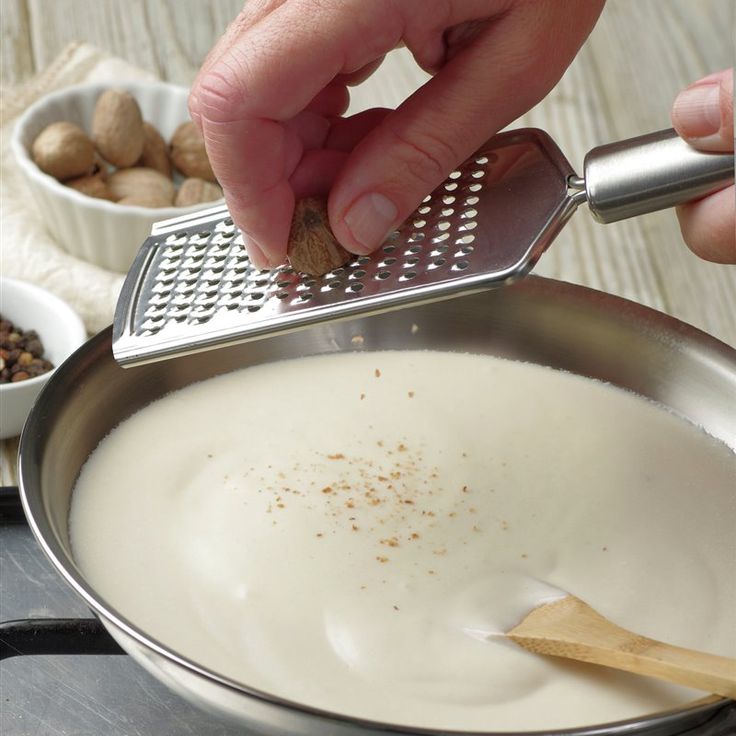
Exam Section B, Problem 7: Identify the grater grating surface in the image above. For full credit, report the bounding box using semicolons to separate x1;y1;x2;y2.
113;129;578;366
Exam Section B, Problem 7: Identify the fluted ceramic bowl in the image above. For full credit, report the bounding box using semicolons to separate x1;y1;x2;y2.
11;81;225;274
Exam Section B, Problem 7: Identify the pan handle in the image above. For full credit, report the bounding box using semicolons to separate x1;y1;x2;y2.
581;128;734;224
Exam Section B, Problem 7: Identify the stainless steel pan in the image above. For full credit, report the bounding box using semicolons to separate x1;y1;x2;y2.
18;277;736;736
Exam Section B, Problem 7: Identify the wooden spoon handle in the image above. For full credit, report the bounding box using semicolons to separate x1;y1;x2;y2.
507;596;736;698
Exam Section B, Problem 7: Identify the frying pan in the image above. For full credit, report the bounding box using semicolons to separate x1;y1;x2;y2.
17;277;736;736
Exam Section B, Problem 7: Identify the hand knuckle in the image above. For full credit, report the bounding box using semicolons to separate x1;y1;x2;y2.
386;126;458;188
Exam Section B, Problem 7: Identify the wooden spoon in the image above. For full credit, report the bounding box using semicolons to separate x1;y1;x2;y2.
507;595;736;698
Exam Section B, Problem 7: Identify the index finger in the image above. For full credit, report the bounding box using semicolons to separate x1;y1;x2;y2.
193;0;403;263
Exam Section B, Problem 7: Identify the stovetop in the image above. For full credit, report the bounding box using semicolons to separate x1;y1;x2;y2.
0;489;251;736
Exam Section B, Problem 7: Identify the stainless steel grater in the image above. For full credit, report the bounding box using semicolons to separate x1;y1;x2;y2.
113;128;733;367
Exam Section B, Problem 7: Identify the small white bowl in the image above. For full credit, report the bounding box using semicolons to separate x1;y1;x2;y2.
11;81;225;274
0;278;87;440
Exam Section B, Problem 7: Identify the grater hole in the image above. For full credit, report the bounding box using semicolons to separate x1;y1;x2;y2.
432;244;449;255
475;155;489;165
401;271;417;281
349;282;364;293
376;271;391;280
464;195;480;206
444;182;458;191
357;256;371;265
449;170;461;179
383;244;396;254
433;257;447;266
460;221;478;231
468;183;482;192
442;194;456;205
276;291;289;299
441;207;454;217
352;269;367;279
407;245;422;254
460;245;475;255
437;220;451;232
328;280;342;289
456;234;475;245
422;194;432;203
247;304;262;312
453;260;470;271
462;208;478;219
433;232;450;243
418;205;431;215
382;256;397;266
471;170;485;179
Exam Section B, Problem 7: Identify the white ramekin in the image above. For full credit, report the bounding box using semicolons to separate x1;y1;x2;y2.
0;277;87;439
11;81;225;274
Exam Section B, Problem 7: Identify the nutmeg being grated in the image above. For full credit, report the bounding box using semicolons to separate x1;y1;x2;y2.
287;197;352;276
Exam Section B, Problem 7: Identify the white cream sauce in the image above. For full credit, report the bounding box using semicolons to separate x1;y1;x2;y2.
69;351;736;731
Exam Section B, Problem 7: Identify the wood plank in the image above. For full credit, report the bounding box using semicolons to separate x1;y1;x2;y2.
22;0;243;84
25;0;162;78
0;0;35;84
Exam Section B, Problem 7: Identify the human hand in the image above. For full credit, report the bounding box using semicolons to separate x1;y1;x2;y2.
671;68;735;263
190;0;604;269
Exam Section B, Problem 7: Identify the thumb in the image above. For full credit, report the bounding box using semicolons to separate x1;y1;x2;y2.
328;0;603;254
671;68;734;153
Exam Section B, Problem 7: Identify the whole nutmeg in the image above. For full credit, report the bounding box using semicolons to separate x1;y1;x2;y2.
108;167;175;205
31;121;95;180
170;122;215;182
287;197;352;276
175;177;223;207
138;122;171;177
65;171;114;200
92;89;145;167
118;194;175;208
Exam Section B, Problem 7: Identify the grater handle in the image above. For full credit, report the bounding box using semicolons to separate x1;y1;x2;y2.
582;128;734;224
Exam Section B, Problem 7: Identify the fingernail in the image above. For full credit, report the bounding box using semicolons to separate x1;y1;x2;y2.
343;192;398;254
673;83;721;137
246;241;271;270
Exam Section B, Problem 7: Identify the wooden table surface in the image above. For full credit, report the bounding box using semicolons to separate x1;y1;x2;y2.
1;0;734;481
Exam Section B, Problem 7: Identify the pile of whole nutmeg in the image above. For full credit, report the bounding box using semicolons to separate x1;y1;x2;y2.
31;89;223;208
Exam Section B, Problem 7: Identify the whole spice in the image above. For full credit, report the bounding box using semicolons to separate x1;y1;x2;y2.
287;197;352;276
30;89;218;208
138;121;172;177
65;171;114;200
31;121;96;180
0;316;54;383
170;121;216;182
175;177;223;207
117;193;175;209
108;167;175;206
92;89;145;167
